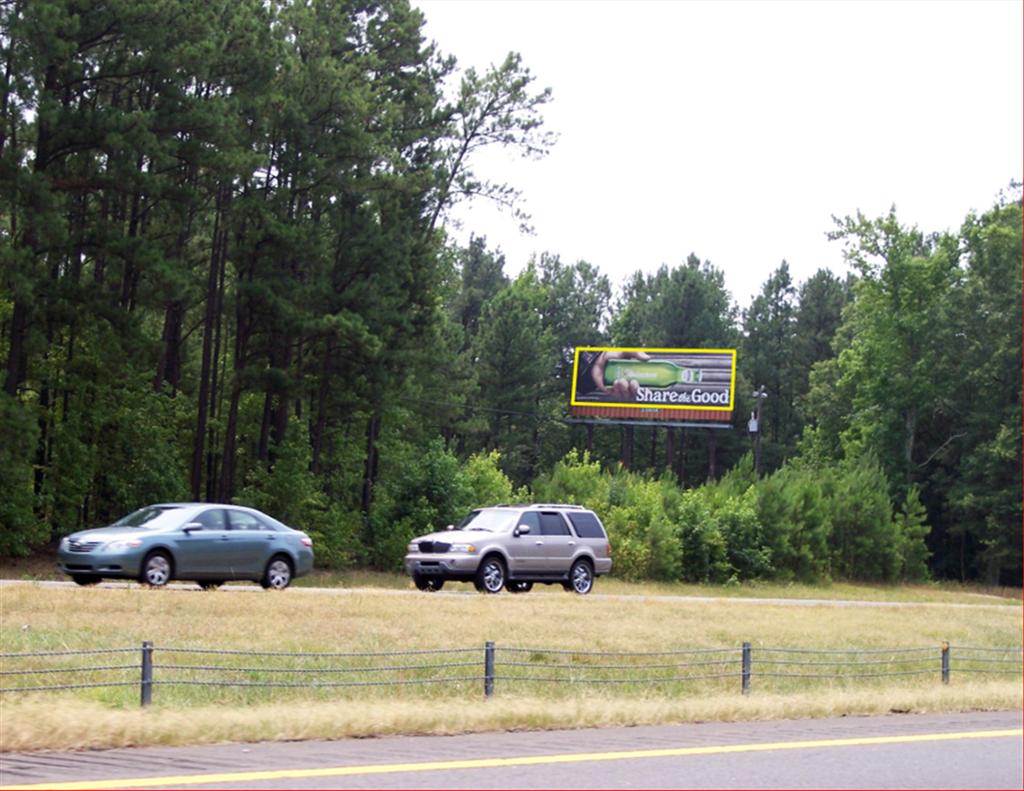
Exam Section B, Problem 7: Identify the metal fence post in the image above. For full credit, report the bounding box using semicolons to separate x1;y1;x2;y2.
484;641;495;698
941;641;950;685
140;641;153;707
741;642;751;695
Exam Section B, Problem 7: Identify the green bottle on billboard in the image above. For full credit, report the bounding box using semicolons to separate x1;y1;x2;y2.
603;359;702;387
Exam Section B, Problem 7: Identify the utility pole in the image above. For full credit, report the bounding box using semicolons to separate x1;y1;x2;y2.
749;386;768;475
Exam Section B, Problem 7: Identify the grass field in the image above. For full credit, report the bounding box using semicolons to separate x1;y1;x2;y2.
1;573;1020;752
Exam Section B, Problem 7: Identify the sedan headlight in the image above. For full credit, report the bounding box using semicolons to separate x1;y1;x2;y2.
59;537;70;550
105;539;143;551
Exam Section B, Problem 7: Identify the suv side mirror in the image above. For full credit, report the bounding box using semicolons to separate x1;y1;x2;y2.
513;524;531;537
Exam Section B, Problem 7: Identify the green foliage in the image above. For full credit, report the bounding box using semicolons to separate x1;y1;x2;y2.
0;396;44;554
602;475;681;582
367;438;471;570
459;451;519;509
672;489;731;584
825;455;901;581
894;485;931;581
530;450;609;512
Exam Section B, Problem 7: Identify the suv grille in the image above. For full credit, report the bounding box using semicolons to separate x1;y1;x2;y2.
418;541;450;554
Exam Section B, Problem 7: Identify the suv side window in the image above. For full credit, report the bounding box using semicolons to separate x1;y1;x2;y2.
539;512;570;536
517;512;540;534
567;511;605;538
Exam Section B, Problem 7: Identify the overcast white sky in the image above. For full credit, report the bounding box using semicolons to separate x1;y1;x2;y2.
415;0;1023;308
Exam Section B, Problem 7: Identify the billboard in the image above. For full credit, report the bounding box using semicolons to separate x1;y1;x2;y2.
571;346;737;413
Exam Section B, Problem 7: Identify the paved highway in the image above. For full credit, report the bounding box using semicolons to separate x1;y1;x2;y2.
1;711;1020;789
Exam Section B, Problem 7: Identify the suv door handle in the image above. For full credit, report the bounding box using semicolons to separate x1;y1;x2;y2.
534;540;544;546
568;541;576;546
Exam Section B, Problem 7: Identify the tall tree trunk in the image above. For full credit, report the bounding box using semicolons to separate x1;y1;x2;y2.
311;336;335;475
204;236;227;502
361;412;382;515
190;187;227;499
3;300;28;396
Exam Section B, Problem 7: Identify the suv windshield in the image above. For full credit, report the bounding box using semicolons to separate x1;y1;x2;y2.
455;509;516;533
113;506;186;529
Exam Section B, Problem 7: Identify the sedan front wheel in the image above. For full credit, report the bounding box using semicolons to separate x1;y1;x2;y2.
140;551;172;587
261;556;293;590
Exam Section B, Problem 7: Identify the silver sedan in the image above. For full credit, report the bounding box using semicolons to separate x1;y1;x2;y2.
56;503;314;590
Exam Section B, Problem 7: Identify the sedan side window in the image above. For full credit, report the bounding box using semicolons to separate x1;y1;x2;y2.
227;510;272;531
193;509;226;530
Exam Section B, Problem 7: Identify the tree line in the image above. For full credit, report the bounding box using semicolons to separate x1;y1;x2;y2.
1;1;1020;585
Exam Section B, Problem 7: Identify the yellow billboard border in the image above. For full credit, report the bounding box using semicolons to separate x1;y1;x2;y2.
570;346;737;412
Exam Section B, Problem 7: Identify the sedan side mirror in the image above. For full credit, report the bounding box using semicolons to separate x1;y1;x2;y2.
183;523;204;534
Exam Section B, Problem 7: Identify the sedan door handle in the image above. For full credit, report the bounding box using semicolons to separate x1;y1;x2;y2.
266;535;276;540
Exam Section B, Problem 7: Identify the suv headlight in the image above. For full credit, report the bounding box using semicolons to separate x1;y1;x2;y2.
449;543;477;553
407;543;418;553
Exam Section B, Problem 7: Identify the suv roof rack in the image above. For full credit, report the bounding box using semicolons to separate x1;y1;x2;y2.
489;503;586;510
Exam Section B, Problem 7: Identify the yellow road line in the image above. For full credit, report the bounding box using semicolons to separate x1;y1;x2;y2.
2;729;1020;790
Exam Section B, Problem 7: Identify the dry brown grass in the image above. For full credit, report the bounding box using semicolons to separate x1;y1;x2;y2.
3;584;1019;653
1;582;1020;752
2;681;1020;752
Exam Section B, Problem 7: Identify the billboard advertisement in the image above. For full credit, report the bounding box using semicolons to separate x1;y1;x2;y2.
571;346;737;412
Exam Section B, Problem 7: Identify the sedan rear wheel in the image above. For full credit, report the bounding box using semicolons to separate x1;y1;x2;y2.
140;551;172;587
261;556;293;590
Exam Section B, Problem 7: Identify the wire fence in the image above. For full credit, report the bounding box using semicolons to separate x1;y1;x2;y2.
1;641;1020;706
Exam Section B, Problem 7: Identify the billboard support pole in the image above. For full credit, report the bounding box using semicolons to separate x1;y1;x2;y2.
751;386;768;475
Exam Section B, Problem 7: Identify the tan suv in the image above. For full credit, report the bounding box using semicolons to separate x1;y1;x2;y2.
404;504;612;594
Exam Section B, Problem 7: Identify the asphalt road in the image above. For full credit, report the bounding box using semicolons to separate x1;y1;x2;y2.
1;711;1020;790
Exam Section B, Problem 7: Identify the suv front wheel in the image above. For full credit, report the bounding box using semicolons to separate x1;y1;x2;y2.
475;556;506;594
567;559;594;595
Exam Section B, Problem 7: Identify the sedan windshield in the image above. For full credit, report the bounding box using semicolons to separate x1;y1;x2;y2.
455;509;515;533
113;506;188;529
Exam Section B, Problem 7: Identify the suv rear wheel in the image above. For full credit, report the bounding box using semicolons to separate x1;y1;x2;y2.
568;559;594;595
474;556;505;594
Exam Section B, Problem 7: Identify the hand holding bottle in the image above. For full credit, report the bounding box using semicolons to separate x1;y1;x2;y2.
591;351;651;400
